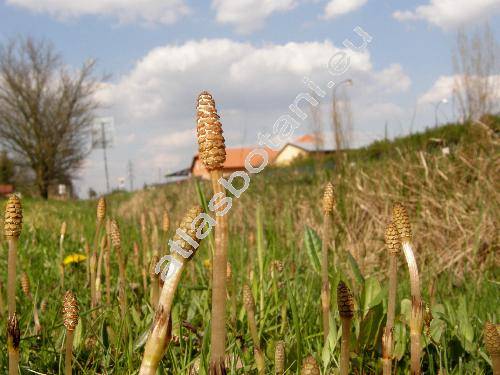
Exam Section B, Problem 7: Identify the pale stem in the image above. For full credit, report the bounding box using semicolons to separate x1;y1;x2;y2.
64;330;75;375
321;213;332;342
340;317;351;375
95;237;106;305
139;261;185;375
8;337;19;375
209;169;228;371
7;238;17;317
402;240;422;375
59;234;65;289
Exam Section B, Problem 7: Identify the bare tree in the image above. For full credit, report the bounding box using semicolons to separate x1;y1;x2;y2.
308;96;324;152
331;84;353;168
0;37;100;198
453;24;499;122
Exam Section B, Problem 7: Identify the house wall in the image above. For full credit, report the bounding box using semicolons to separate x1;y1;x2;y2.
273;145;308;166
191;159;211;179
192;161;250;180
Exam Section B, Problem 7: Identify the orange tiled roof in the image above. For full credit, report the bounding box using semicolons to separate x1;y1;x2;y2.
192;147;280;171
294;134;317;143
0;184;14;195
224;147;279;168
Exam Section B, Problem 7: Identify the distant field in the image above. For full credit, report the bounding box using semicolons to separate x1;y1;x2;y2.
0;119;498;374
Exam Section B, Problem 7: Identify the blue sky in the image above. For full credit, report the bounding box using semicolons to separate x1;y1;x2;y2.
0;0;499;196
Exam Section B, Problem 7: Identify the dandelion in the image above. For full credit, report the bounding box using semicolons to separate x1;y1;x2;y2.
63;253;87;265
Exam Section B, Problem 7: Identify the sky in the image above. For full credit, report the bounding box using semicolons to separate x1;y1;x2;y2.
0;0;499;197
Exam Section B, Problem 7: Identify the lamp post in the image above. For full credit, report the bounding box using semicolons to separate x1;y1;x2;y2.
332;79;353;169
332;79;353;99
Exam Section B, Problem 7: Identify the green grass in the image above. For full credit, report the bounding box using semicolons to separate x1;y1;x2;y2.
0;119;498;374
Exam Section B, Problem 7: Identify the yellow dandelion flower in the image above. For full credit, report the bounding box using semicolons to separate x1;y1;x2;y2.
203;259;212;270
63;253;87;265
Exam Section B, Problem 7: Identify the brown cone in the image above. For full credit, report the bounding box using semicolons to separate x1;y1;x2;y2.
172;205;204;259
392;202;412;240
242;283;255;312
196;91;226;170
301;355;320;375
226;262;232;284
162;209;170;233
110;219;122;249
484;321;500;356
7;313;20;349
97;197;106;222
40;299;48;313
384;221;401;254
271;260;284;275
62;290;79;331
60;221;67;237
150;255;160;278
322;182;335;214
20;272;30;297
275;341;285;373
337;281;355;319
4;194;22;238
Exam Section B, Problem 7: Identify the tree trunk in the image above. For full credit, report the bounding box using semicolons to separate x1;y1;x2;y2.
37;178;49;199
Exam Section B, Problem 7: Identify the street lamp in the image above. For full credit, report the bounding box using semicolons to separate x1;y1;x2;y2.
332;78;353;99
434;98;448;127
332;79;353;169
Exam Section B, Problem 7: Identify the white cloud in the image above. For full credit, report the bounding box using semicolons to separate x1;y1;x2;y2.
97;38;374;120
370;64;412;94
212;0;298;33
6;0;190;25
418;75;457;104
149;129;196;148
84;38;411;194
323;0;368;19
419;74;500;104
393;0;500;30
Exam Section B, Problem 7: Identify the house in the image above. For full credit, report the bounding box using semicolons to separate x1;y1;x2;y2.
273;133;329;166
0;184;14;197
181;134;331;179
191;147;280;179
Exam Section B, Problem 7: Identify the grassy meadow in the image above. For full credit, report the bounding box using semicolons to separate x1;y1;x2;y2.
0;119;499;374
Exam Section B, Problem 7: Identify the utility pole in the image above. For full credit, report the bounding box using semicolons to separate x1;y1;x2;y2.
91;117;114;195
127;160;134;191
101;122;110;193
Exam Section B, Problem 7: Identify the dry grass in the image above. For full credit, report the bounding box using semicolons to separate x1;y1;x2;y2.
114;124;498;283
4;121;497;374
